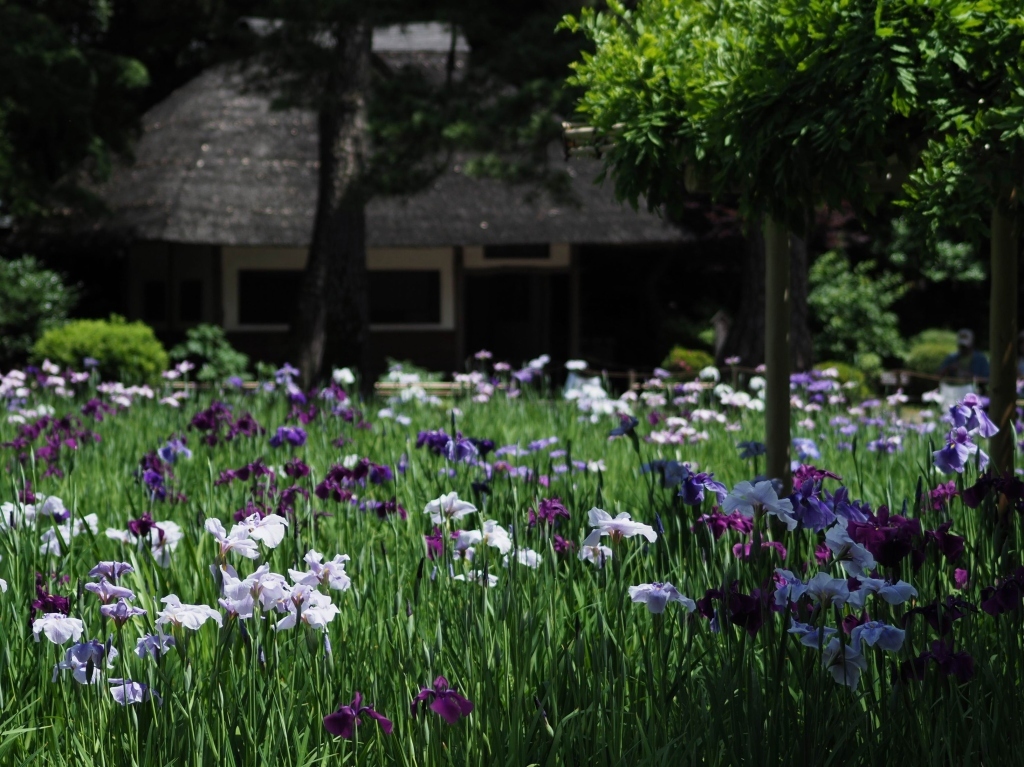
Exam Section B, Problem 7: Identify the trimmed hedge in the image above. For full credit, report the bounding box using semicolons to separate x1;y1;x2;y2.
33;315;168;383
662;346;715;376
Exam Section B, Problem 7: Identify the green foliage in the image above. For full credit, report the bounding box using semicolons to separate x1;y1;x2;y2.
169;324;249;382
905;329;958;375
883;216;985;283
661;346;714;376
0;2;148;221
0;255;77;367
808;250;907;365
33;315;168;383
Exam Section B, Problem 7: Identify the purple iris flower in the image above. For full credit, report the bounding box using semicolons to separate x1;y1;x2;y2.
848;506;921;568
226;376;244;388
284;458;311;478
642;460;687;489
737;441;766;459
792;438;821;461
469;438;495;457
416;429;451;455
101;598;147;626
934;427;985;474
89;562;134;581
368;463;394;484
691;511;753;539
529;498;571;527
323;692;393;739
824;487;872;524
679;472;728;506
924;522;965;561
269;426;307;448
275;363;300;384
424;527;445;560
528;436;559;452
444;433;479;463
157;438;192;464
410;676;474;725
142;470;167;501
109;678;160;706
83;357;99;368
609;416;639;438
788;480;837;532
949;395;999;438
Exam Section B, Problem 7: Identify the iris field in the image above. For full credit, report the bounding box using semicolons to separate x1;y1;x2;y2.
1;358;1022;766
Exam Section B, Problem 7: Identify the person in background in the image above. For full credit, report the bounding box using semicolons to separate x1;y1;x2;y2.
938;328;990;379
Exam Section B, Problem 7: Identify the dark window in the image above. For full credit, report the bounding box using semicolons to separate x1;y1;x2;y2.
483;244;550;260
178;280;203;323
369;270;441;324
142;281;167;323
238;270;304;325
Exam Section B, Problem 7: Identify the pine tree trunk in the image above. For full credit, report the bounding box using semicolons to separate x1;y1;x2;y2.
294;23;372;387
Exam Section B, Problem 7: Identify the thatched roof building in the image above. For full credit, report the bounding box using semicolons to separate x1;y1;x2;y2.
97;23;696;372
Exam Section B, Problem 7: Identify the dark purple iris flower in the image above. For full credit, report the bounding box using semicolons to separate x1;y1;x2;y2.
679;471;728;506
737;441;766;460
31;573;71;620
791;465;842;485
609;416;639;438
425;527;444;559
925;640;976;683
696;582;772;637
980;567;1024;616
270;426;307;448
848;506;921;568
902;596;976;635
323;692;393;739
691;510;753;540
410;677;474;725
416;429;451;455
368;463;394;484
642;460;688;489
284;458;311;479
469;438;495;457
127;512;157;538
929;480;959;510
963;471;1024;512
553;535;576;556
924;522;965;561
732;541;787;561
89;562;134;581
528;497;570;528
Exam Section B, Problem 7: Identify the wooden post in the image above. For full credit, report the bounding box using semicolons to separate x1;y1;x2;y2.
764;216;792;493
989;199;1019;480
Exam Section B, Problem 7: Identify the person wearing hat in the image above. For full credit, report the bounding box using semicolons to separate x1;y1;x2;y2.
938;329;990;380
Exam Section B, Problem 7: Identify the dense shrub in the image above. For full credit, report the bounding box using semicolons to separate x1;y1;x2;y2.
808;250;906;365
32;315;168;383
0;255;77;367
662;346;715;376
905;329;957;375
170;324;249;382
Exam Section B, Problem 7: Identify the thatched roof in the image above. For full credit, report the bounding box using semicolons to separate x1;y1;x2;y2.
99;61;691;248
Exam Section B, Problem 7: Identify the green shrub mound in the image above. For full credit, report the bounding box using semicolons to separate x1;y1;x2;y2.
170;324;249;382
905;329;958;375
662;346;715;376
33;315;168;383
0;255;77;368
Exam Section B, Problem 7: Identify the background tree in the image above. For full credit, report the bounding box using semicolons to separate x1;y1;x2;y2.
0;0;149;222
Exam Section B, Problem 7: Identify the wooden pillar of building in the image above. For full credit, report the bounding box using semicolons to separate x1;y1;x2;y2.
989;199;1019;484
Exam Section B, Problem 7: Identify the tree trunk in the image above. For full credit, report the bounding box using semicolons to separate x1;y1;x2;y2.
720;226;766;366
789;231;813;371
764;216;792;493
293;23;372;387
720;220;812;372
989;198;1019;487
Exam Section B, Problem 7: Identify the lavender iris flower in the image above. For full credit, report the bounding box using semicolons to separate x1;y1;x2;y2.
52;640;117;684
135;632;175;660
792;438;821;461
88;561;134;581
410;676;474;724
949;395;999;438
84;580;136;604
788;618;837;648
100;599;147;626
109;678;161;706
323;692;393;739
851;621;905;653
270;426;307;448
